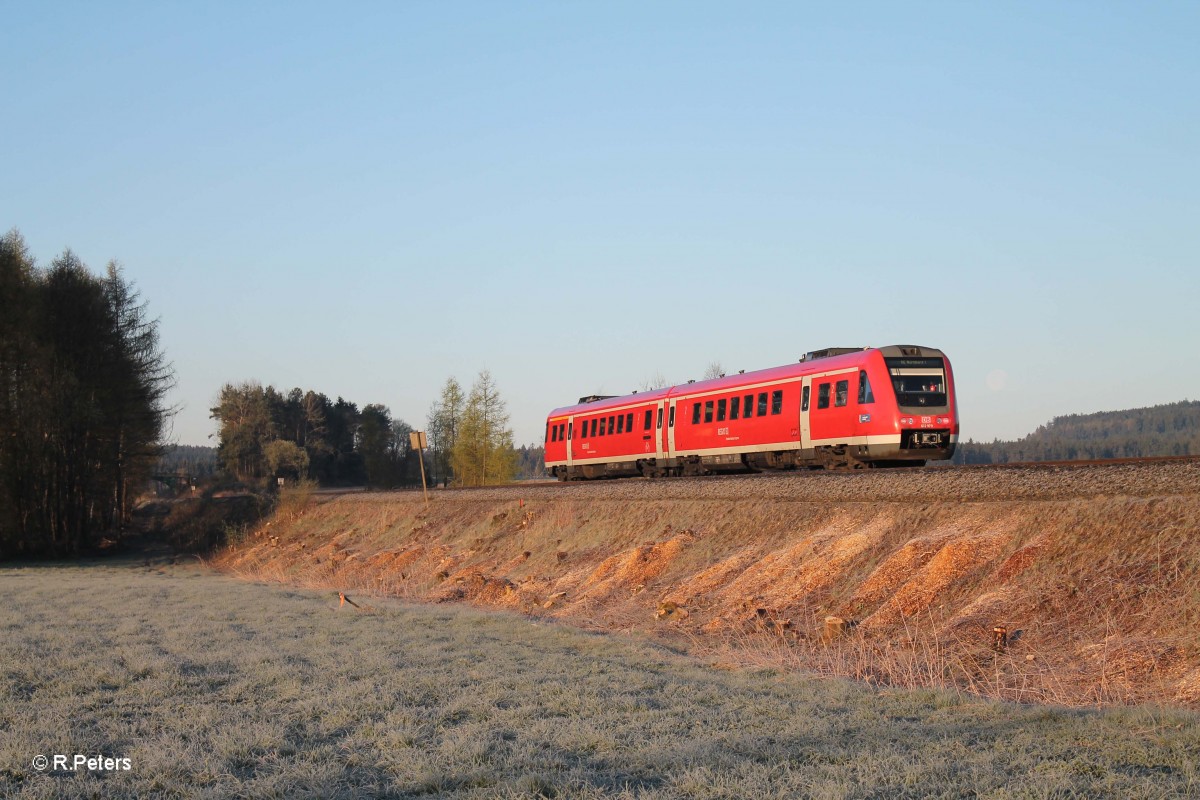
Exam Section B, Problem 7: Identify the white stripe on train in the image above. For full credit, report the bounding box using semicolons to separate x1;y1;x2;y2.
546;434;905;467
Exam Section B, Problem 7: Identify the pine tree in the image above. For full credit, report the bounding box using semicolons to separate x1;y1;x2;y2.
359;404;405;488
210;382;274;481
0;235;173;557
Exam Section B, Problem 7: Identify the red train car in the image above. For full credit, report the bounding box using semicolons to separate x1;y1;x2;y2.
544;345;958;480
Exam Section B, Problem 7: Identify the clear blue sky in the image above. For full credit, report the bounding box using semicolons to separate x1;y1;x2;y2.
4;2;1197;447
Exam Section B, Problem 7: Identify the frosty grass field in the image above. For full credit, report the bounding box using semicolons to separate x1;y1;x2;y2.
2;559;1197;799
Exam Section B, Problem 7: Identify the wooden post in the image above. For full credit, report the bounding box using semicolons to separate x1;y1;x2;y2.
417;446;429;506
410;431;429;506
822;616;848;643
992;625;1008;652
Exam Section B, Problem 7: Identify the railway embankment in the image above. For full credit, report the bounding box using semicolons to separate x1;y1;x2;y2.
214;462;1200;707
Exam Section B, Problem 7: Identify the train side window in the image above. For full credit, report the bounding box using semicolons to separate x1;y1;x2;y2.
560;423;565;440
704;400;714;423
626;412;633;432
546;422;551;443
599;418;606;436
669;406;675;427
757;392;768;416
730;396;740;420
644;409;652;430
617;415;624;434
692;402;701;425
771;390;783;414
835;380;848;407
717;399;727;422
552;425;559;443
567;422;573;440
858;370;875;404
590;418;597;437
657;408;663;429
802;386;810;412
744;394;754;418
817;383;830;409
609;415;616;434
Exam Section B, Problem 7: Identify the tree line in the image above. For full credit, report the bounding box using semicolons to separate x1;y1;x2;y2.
950;401;1200;464
156;444;218;479
0;225;545;560
514;445;545;480
209;384;419;488
0;231;173;558
211;369;528;489
161;439;545;485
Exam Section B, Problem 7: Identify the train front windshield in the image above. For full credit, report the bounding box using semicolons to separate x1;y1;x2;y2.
885;357;947;408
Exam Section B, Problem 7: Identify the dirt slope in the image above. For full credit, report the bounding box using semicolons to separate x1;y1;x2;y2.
215;462;1200;707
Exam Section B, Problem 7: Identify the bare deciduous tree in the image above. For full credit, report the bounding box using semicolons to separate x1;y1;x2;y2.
640;371;668;391
427;377;464;486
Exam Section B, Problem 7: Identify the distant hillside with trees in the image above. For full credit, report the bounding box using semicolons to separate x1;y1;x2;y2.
157;444;218;479
951;401;1200;464
516;445;546;480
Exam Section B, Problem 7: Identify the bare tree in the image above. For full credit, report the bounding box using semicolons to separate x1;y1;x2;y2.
640;371;668;391
703;361;725;380
426;377;464;486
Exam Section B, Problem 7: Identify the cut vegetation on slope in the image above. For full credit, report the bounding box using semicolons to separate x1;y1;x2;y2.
217;462;1200;708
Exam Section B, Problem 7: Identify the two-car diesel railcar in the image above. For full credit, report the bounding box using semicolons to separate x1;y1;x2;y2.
543;345;958;480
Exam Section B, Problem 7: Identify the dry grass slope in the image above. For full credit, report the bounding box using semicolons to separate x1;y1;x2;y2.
2;561;1199;798
216;462;1200;707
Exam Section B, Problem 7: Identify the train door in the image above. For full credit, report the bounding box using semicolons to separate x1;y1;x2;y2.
800;377;812;449
667;399;678;457
655;401;666;461
566;416;574;467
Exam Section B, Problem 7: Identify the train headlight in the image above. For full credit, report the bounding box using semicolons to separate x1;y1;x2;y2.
936;416;950;425
900;417;914;425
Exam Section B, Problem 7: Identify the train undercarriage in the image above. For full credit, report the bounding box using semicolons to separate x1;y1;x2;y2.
552;434;952;481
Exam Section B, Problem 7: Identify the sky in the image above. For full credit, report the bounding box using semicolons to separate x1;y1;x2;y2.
3;1;1197;448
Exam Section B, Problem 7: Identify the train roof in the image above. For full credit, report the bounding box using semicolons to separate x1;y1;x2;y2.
546;345;948;418
548;385;674;417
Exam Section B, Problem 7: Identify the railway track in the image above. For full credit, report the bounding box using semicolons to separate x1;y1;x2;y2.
586;453;1199;480
392;454;1200;495
927;453;1200;471
322;456;1197;507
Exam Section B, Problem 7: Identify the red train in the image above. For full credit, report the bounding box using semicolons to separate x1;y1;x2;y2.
544;345;958;480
